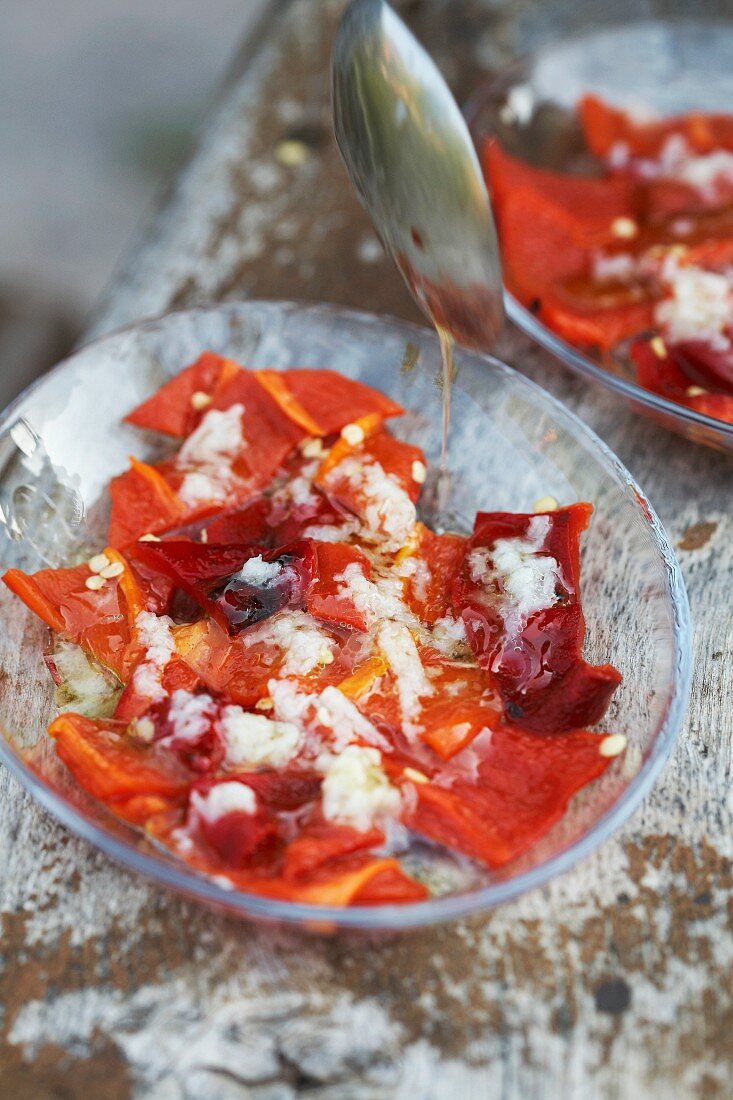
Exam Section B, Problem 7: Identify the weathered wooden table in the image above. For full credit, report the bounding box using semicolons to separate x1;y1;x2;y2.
1;2;731;1096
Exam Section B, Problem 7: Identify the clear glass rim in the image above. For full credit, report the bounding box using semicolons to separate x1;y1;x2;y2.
0;300;693;929
463;17;733;445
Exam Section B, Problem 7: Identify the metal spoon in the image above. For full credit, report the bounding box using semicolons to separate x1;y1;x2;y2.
331;0;504;354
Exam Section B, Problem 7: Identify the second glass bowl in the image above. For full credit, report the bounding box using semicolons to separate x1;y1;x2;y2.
467;17;733;451
0;301;691;928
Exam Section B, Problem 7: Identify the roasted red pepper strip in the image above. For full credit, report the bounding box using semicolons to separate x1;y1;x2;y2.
108;457;186;548
130;538;316;636
173;612;352;706
202;497;274;547
148;806;416;905
631;338;690;399
173;619;274;706
4;561;135;679
258;368;403;436
452;505;621;733
49;713;189;808
124;352;243;437
415;649;502;760
400;523;468;625
117;377;313;548
631;339;733;424
668;341;733;397
481;151;657;352
580;93;733;157
289;856;415;907
283;819;385;881
318;428;425;526
349;864;429;904
206;369;308;477
683;391;733;424
306;542;372;631
539;294;655;353
113;656;202;724
355;645;501;762
241;769;323;812
405;723;612;868
483;139;640;249
187;776;282;868
487;184;591;303
130;539;260;597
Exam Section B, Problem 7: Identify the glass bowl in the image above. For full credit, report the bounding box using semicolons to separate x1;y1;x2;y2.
466;17;733;451
0;301;691;929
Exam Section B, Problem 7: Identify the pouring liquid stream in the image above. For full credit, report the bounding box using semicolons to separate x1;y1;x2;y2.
433;323;455;527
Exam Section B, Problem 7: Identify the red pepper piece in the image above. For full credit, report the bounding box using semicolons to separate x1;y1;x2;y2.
631;337;690;398
356;651;498;763
679;229;733;270
539;291;655;353
4;562;135;680
113;793;184;826
415;649;502;760
401;524;468;625
288;855;411;907
349;864;429;904
260;369;403;437
405;723;612;868
307;542;372;631
272;492;349;545
631;338;733;422
489;184;589;302
130;538;316;635
642;180;716;224
146;805;411;905
670;340;733;396
452;506;621;733
174;619;275;706
174;615;347;706
207;369;307;484
189;777;280;869
406;782;515;867
130;539;259;600
580;93;733;157
108;458;186;548
241;768;322;812
203;497;274;546
124;352;242;437
283;820;385;881
319;428;425;523
3;562;90;635
113;655;202;723
358;431;425;505
124;555;176;616
263;450;352;544
482;141;659;351
48;712;189;807
483;139;639;248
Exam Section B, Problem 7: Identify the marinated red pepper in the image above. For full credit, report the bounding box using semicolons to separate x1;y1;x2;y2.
482;95;733;424
452;506;622;733
4;356;625;906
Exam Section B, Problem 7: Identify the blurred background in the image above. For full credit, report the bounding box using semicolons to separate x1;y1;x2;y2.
1;0;269;400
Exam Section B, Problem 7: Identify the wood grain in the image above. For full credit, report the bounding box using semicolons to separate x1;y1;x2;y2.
2;1;732;1097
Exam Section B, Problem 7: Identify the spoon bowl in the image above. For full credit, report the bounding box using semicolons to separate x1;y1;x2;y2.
331;0;504;352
